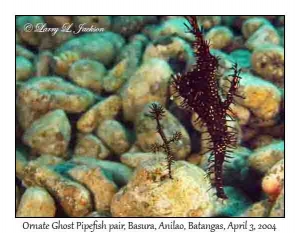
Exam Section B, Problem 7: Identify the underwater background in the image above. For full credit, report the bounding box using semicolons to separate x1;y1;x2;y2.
15;16;284;217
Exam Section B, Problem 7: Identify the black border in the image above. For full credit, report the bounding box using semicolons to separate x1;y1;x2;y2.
15;15;285;219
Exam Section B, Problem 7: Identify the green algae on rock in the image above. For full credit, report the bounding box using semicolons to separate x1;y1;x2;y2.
111;158;215;217
23;110;71;157
16;186;56;217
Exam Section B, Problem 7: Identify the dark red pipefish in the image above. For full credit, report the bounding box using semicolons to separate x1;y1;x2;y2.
171;16;243;199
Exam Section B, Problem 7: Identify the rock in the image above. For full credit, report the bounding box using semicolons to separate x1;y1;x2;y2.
73;16;112;30
269;188;284;217
196;16;221;30
71;156;133;187
23;164;92;217
205;26;234;49
103;35;147;93
23;110;71;157
68;59;107;93
215;186;252;217
16;186;20;210
241;200;272;217
74;134;111;159
16;16;45;46
127;143;143;153
17;76;95;113
111;158;215;217
86;211;111;217
34;51;53;77
68;165;117;212
143;37;194;73
221;72;282;121
200;147;253;189
44;16;72;27
53;50;80;76
262;159;284;200
55;32;124;66
247;115;278;128
120;152;165;168
251;44;284;87
242;17;271;39
121;59;173;122
230;49;252;69
186;153;203;165
96;120;130;156
135;103;191;160
16;45;35;60
16;56;33;81
77;95;122;133
28;154;64;167
16;186;56;217
112;16;157;37
16;149;28;180
143;17;195;42
248;135;278;149
102;59;131;93
16;96;47;130
245;24;280;50
226;103;250;126
249;141;284;174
